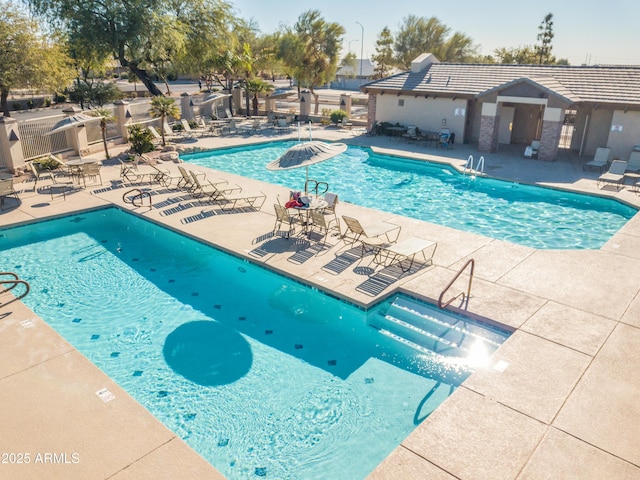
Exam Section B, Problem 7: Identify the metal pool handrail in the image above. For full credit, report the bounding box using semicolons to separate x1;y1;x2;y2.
123;188;152;210
438;259;474;309
0;272;30;306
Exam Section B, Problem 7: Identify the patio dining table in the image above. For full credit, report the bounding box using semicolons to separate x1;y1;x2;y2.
387;126;407;139
291;195;329;232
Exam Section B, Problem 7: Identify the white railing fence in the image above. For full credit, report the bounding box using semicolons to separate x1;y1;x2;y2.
18;114;71;160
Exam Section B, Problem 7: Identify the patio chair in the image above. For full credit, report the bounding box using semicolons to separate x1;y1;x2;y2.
625;151;640;173
275;118;290;132
221;119;238;135
597;160;627;190
308;208;341;245
273;203;302;238
323;192;339;216
374;237;438;272
530;140;540;158
77;162;103;187
0;178;19;210
29;161;54;190
402;125;419;143
583;147;610;172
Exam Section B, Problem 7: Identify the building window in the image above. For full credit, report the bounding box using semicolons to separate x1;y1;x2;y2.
398;99;404;107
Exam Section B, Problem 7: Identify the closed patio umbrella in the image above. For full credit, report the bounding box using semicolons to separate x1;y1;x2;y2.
45;113;102;135
200;92;232;104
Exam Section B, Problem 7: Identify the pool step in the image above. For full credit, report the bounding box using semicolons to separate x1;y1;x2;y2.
385;296;505;347
369;296;503;357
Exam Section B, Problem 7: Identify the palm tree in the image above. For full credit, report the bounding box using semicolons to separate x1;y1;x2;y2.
149;96;180;146
89;108;115;159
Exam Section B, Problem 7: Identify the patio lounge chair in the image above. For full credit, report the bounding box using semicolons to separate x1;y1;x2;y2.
597;160;627;190
341;215;401;245
189;170;239;201
148;163;182;188
217;188;266;212
625;151;640;173
583;147;611;172
180;119;205;137
374;237;438;272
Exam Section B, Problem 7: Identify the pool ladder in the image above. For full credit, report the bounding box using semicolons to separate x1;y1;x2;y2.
0;272;30;307
463;155;485;177
438;259;474;309
123;188;152;210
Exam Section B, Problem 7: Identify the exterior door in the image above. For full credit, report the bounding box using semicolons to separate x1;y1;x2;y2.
498;106;515;144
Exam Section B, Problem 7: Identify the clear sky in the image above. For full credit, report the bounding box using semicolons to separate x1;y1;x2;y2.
230;0;640;66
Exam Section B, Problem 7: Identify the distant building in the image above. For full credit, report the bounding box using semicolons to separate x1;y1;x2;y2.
362;53;640;161
333;59;377;91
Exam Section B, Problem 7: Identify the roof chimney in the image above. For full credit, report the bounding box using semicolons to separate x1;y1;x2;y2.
411;53;439;73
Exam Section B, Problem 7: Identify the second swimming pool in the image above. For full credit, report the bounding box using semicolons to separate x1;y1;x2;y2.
182;141;637;250
1;208;509;479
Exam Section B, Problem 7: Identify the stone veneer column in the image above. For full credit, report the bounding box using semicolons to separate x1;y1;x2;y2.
264;95;275;114
478;102;499;153
538;107;563;161
367;93;377;133
180;93;194;120
114;100;132;140
62;106;89;156
299;90;312;121
339;94;352;117
0;116;25;172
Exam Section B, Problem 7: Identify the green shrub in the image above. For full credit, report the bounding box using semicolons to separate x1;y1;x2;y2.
329;109;349;125
12;102;22;111
33;157;60;170
127;124;155;154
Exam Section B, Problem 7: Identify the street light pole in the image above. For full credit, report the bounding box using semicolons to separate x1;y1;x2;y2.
356;21;364;78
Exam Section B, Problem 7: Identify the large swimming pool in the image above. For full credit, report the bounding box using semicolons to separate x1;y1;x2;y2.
182;141;637;249
1;208;509;479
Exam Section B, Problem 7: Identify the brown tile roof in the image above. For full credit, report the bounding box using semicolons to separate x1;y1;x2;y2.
362;63;640;105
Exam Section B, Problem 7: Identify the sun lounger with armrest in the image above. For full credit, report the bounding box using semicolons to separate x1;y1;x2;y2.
341;215;401;245
189;170;239;201
597;160;627;190
217;188;266;212
583;147;610;172
374;237;438;272
625;151;640;173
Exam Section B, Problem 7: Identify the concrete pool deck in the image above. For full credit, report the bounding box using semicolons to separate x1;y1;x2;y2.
1;126;640;479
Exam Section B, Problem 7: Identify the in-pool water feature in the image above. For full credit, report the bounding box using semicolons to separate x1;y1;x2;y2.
0;208;510;479
182;141;637;249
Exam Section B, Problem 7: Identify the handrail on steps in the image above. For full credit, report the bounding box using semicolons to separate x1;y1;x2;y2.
0;272;30;306
438;259;474;309
123;188;152;210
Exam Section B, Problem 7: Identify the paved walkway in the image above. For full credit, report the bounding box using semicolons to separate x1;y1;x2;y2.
1;126;640;479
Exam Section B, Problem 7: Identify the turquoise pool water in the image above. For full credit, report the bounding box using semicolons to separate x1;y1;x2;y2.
1;208;509;480
182;142;637;249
